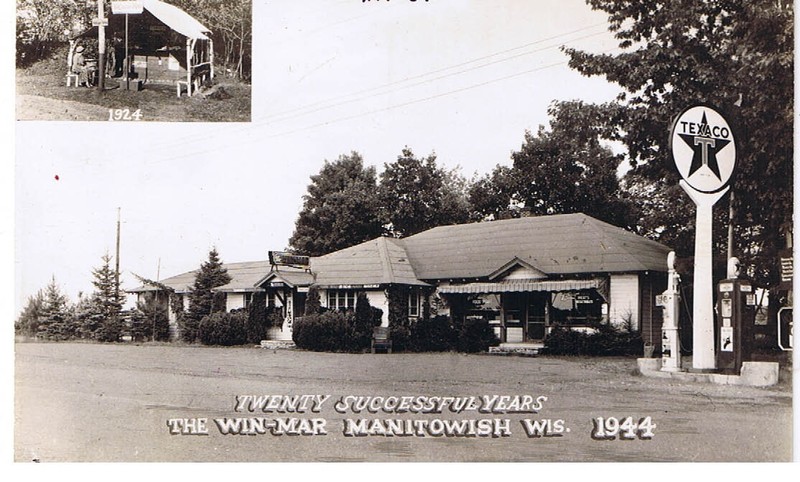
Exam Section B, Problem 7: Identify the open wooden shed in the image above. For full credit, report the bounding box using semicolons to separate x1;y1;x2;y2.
69;0;214;96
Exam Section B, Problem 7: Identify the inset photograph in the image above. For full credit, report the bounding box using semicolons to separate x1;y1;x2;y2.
16;0;251;122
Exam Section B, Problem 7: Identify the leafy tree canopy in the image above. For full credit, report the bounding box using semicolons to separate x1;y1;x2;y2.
289;152;385;256
379;147;472;237
564;0;793;287
470;101;638;229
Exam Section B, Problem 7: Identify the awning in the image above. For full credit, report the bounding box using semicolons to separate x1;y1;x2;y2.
437;279;603;294
139;0;211;40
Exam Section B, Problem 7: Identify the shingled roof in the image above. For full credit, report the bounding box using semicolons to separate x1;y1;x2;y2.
310;237;431;288
128;260;272;294
402;213;671;280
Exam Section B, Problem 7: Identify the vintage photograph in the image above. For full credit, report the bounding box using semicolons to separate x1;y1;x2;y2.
11;0;794;466
15;0;252;121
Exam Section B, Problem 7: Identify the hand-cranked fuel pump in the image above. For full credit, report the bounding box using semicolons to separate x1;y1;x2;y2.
659;252;681;372
715;257;756;373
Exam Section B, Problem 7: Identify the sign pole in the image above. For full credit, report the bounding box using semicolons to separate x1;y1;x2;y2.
681;182;729;369
670;104;738;372
125;13;129;90
97;0;106;91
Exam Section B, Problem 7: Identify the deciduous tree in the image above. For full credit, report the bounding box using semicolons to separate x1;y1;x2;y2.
564;0;793;287
290;152;384;256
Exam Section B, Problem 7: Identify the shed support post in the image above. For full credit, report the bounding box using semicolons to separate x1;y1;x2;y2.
186;37;192;96
209;39;214;80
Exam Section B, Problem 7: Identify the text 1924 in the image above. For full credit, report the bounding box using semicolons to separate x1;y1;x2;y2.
591;416;655;440
108;109;143;121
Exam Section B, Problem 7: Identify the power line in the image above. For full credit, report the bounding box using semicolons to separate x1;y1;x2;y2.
258;29;611;126
146;46;621;166
151;22;611;154
257;22;609;123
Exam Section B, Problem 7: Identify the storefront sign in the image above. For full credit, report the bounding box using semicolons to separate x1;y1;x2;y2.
111;1;144;15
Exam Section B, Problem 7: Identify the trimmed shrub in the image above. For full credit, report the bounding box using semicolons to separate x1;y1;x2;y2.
455;317;500;353
198;311;248;346
542;322;643;356
411;315;456;352
292;311;353;352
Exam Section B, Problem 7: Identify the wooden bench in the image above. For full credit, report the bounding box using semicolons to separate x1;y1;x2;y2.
176;80;190;98
371;326;392;354
66;73;80;87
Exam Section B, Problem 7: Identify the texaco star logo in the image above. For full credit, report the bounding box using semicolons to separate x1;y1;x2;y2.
670;105;737;193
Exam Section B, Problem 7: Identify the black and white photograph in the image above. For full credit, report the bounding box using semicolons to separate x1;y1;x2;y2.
7;0;796;469
15;0;252;121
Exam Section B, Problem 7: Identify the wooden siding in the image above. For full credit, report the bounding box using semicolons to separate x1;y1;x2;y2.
609;274;640;329
640;273;667;350
226;293;245;312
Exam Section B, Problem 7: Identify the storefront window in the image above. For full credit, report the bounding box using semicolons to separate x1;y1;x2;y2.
550;290;603;326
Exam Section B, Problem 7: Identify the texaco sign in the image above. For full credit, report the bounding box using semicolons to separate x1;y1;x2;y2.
670;105;737;193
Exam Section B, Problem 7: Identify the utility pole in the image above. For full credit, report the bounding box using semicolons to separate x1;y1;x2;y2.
96;0;107;91
115;207;121;306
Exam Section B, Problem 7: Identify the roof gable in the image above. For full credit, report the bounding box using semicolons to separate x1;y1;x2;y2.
488;257;548;281
310;237;430;287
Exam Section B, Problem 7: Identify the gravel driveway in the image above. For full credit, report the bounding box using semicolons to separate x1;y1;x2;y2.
14;342;793;462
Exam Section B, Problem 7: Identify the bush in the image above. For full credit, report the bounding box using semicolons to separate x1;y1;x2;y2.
292;311;353;352
411;315;455;352
455;317;500;353
542;322;643;356
198;311;248;346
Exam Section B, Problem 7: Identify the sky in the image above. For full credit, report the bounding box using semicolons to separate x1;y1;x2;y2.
12;0;625;313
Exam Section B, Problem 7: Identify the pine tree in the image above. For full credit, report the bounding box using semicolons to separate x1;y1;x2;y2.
131;292;170;342
183;248;232;342
36;277;72;340
16;289;44;337
87;253;126;342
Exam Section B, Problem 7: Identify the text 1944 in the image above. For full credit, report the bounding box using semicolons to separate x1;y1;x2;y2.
591;416;655;440
108;108;143;121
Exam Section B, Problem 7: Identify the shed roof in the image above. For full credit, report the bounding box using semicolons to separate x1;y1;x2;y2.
139;0;211;40
402;213;671;280
310;237;431;288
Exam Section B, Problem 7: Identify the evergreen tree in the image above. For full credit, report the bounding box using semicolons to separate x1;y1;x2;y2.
183;248;232;343
131;292;171;342
36;277;73;340
246;292;268;344
86;253;126;342
304;286;322;315
16;289;44;337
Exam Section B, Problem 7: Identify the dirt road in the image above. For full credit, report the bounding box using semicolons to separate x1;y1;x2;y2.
14;342;792;462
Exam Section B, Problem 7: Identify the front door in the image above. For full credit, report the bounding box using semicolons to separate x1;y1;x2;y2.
526;292;547;341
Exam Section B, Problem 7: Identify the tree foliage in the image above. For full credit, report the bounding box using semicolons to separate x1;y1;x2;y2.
16;0;92;66
36;277;73;341
131;292;171;342
379;148;472;237
183;248;232;342
16;289;44;337
470;101;638;228
289;152;384;256
564;0;793;287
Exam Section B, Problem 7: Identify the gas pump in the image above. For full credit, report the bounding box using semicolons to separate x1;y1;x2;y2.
715;258;756;373
659;252;681;372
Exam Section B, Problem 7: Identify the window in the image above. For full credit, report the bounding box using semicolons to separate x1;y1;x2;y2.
328;290;356;311
408;290;421;318
243;292;253;309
